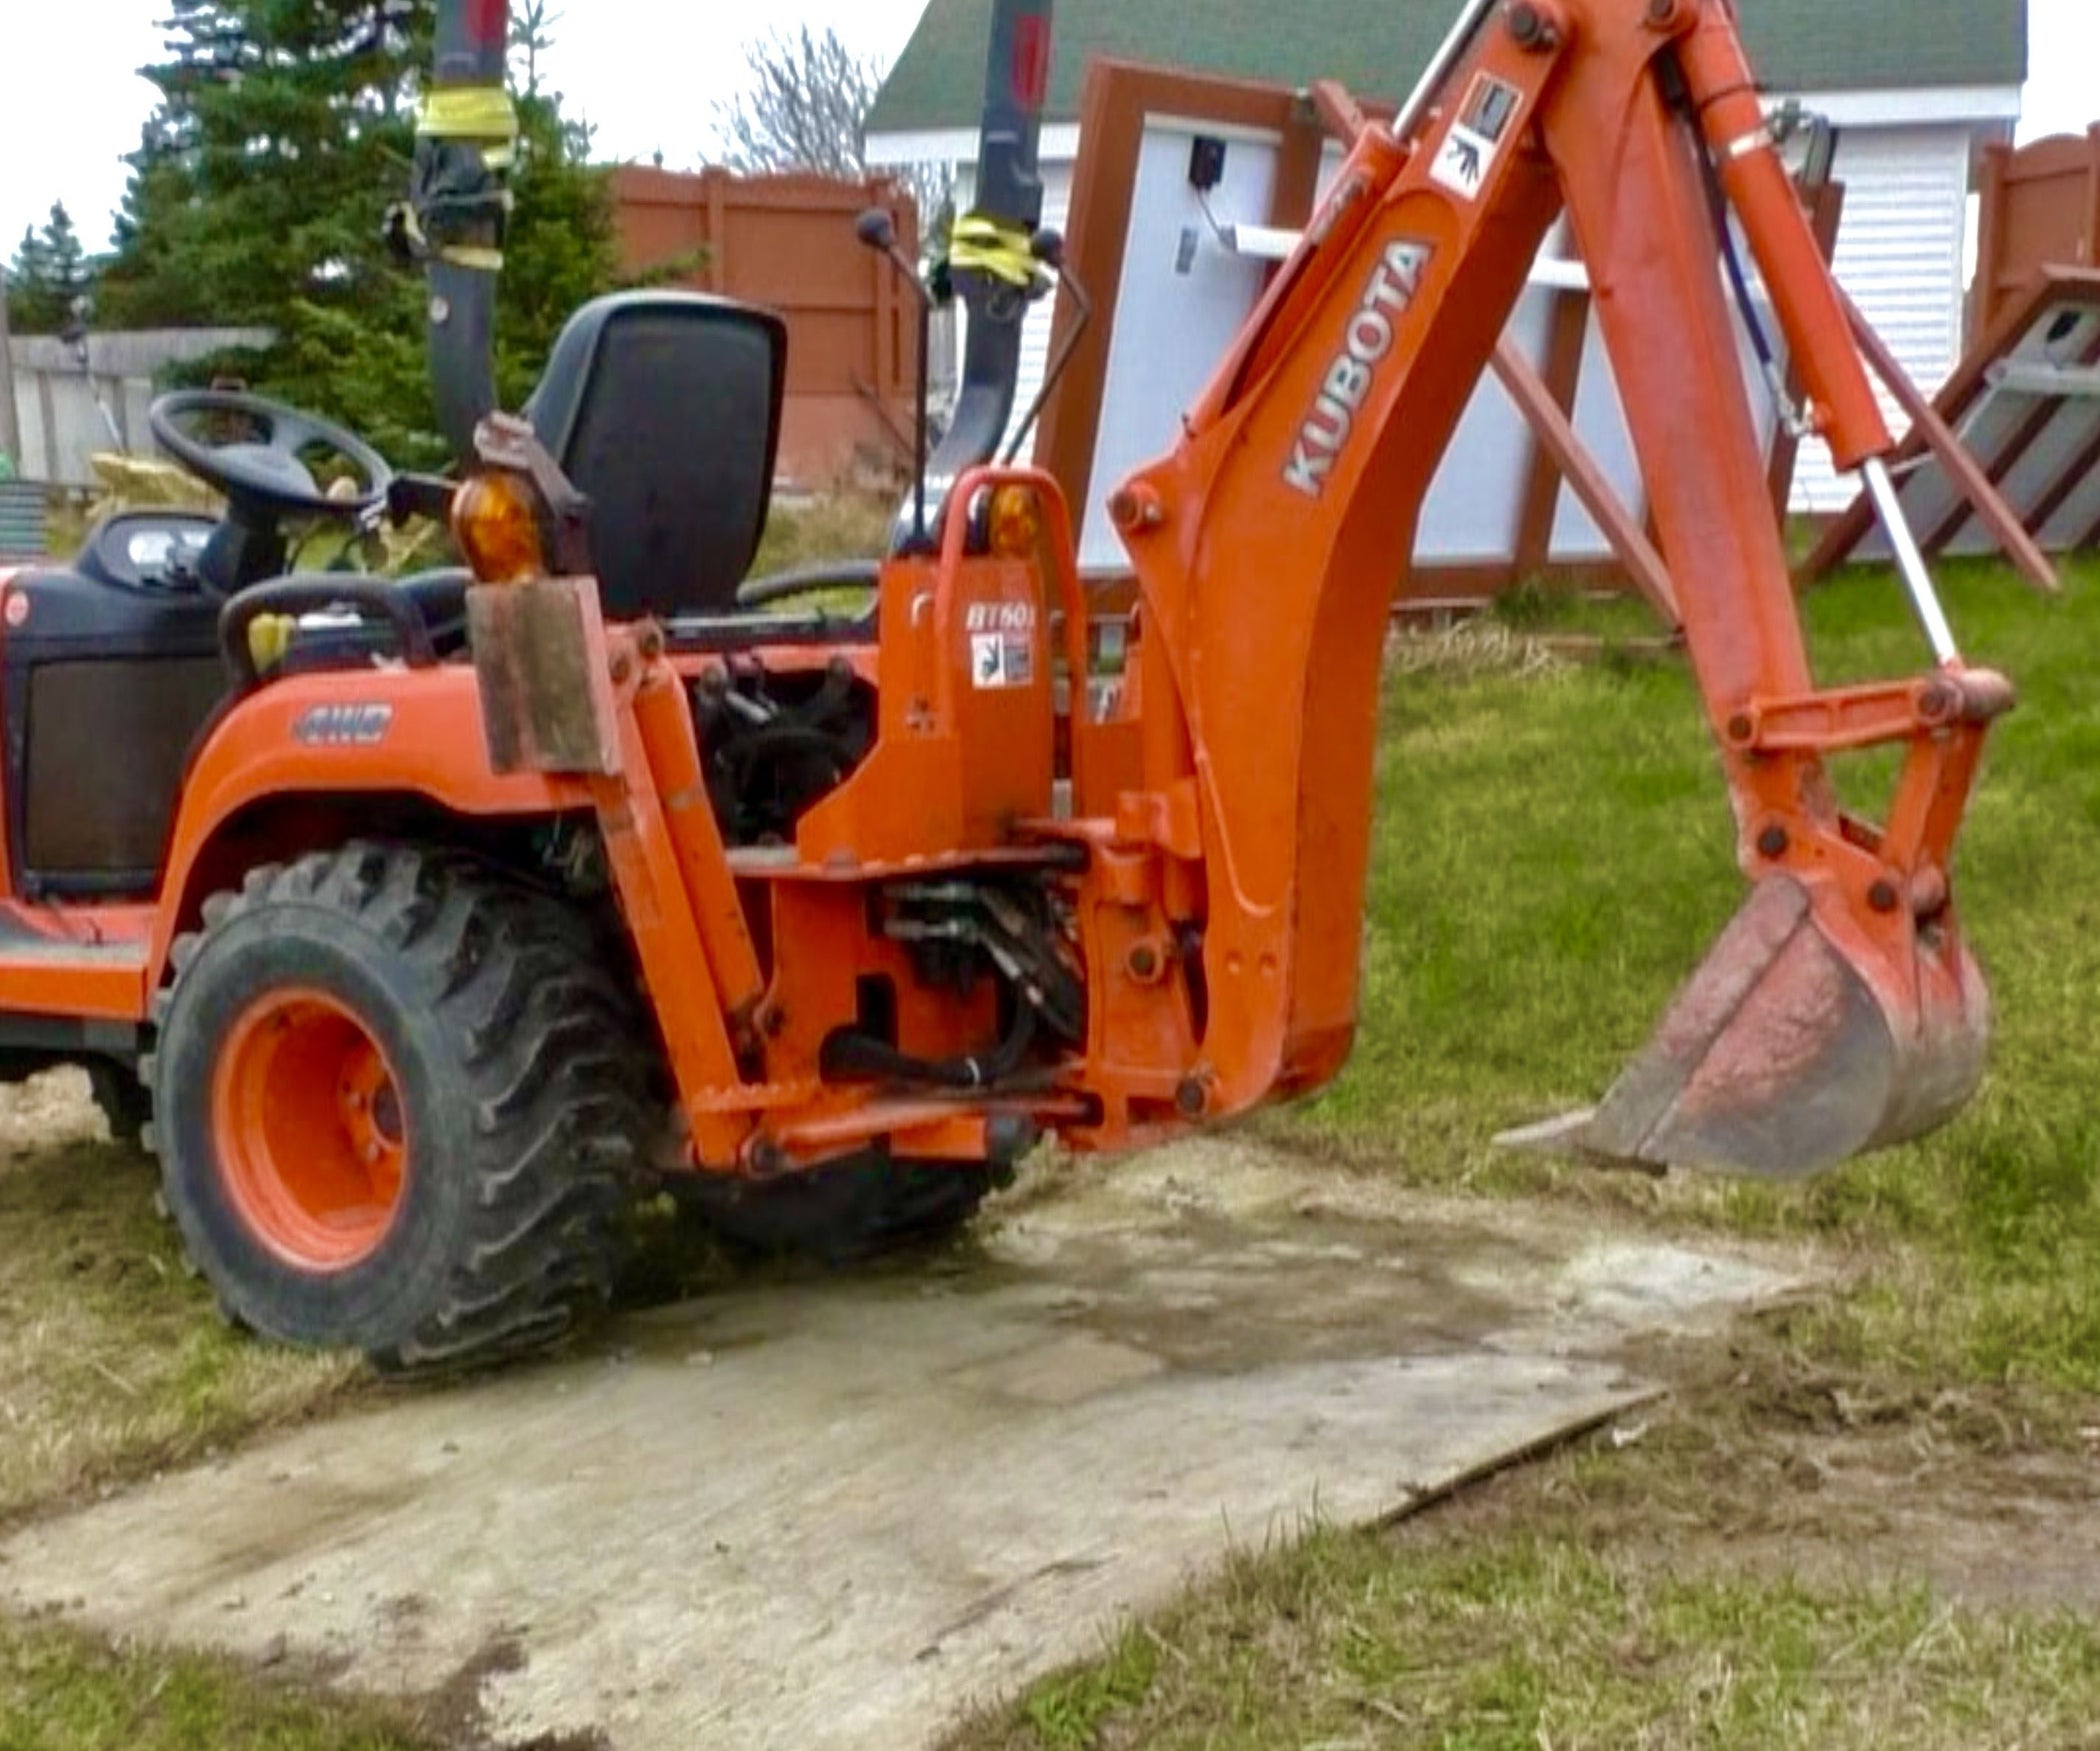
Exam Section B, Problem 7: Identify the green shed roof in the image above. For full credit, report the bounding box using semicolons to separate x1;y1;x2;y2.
867;0;2028;134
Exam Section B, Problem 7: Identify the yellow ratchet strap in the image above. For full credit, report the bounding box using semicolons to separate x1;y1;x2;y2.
948;212;1037;287
438;244;507;271
416;86;516;270
418;85;519;150
396;203;506;274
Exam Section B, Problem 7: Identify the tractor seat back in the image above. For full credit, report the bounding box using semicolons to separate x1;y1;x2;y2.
526;292;787;620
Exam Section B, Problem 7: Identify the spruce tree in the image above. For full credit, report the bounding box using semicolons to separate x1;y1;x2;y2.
6;204;95;334
100;0;614;465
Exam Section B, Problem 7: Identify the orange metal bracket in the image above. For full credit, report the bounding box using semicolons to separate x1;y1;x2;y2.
1731;669;2016;757
588;631;752;1167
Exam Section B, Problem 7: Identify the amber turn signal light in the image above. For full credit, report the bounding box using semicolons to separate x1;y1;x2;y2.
452;470;548;584
988;484;1044;560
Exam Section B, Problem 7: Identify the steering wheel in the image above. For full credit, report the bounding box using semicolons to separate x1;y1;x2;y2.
149;390;393;522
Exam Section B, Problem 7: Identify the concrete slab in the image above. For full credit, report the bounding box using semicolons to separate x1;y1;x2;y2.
0;1139;1799;1749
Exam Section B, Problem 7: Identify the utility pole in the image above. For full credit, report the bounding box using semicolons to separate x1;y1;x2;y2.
0;264;20;471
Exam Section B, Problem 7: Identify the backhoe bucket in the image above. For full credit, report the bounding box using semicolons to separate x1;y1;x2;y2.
1501;877;1989;1180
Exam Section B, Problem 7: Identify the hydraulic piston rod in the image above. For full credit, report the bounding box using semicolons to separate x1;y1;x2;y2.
1862;457;1961;667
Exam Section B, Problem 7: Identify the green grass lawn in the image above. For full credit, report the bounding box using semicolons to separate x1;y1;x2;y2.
958;555;2100;1748
10;549;2100;1747
988;1531;2100;1751
0;1619;429;1751
1300;557;2100;1395
0;1109;361;1533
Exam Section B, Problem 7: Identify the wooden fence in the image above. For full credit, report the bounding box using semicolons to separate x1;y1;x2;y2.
611;167;920;491
1972;127;2100;342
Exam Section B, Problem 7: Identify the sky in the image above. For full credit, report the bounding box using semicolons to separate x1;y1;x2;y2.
0;0;2093;257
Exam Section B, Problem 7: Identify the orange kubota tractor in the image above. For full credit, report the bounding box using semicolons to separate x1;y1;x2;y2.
2;0;2006;1371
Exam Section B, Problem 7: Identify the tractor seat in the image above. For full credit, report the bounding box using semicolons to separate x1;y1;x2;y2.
528;291;789;623
275;293;883;675
528;292;887;644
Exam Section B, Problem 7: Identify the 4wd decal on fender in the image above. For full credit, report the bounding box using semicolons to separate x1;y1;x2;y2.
294;704;395;748
1283;239;1435;501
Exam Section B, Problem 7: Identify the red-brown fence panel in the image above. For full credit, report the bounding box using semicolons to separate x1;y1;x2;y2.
612;167;920;490
1971;127;2100;342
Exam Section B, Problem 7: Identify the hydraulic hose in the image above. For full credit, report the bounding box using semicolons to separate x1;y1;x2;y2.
821;1000;1038;1092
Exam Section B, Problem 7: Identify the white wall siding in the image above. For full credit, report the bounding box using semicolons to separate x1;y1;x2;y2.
1009;161;1074;459
1003;159;1075;457
1076;125;1281;569
1792;123;1974;514
943;114;1981;522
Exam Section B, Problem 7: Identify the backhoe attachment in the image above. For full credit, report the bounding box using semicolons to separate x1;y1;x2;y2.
1505;875;1991;1180
1489;7;2011;1181
1505;660;2009;1180
1099;0;2012;1183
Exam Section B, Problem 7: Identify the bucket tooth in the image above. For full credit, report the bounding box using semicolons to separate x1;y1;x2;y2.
1501;877;1990;1181
1494;1108;1666;1178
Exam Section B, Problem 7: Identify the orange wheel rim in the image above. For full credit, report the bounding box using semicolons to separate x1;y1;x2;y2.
210;988;409;1272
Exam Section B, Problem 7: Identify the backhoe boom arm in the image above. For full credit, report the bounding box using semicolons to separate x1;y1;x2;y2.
1094;0;2005;1176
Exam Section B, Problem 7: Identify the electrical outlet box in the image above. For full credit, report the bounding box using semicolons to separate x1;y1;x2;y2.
1188;135;1228;192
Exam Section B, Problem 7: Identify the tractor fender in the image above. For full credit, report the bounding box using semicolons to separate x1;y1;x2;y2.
152;663;593;981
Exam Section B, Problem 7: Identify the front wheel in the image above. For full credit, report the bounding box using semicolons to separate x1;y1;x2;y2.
149;844;653;1373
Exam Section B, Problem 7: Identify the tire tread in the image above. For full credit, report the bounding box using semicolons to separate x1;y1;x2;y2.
152;840;653;1377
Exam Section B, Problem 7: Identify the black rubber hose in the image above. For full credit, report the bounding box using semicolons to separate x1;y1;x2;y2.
1690;94;1783;380
773;659;857;731
821;1000;1038;1092
720;725;854;778
734;561;882;610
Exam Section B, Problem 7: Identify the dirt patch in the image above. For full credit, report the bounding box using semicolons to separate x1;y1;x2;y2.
1397;1314;2100;1618
413;1635;610;1751
0;1134;1798;1751
0;1072;367;1532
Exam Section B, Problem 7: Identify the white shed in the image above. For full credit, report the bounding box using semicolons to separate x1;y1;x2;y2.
869;0;2026;521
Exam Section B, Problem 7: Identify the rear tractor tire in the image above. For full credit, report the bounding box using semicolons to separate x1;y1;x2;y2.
686;1155;1005;1264
148;844;654;1374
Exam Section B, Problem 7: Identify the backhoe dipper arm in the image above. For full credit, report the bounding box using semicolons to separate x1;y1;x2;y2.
1101;0;2007;1178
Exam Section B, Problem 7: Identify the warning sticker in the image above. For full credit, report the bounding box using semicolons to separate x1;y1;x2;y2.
972;633;1036;689
1430;74;1523;203
1431;122;1496;200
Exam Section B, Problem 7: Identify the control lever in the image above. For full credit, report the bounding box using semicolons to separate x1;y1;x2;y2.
856;208;936;552
1000;228;1094;466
